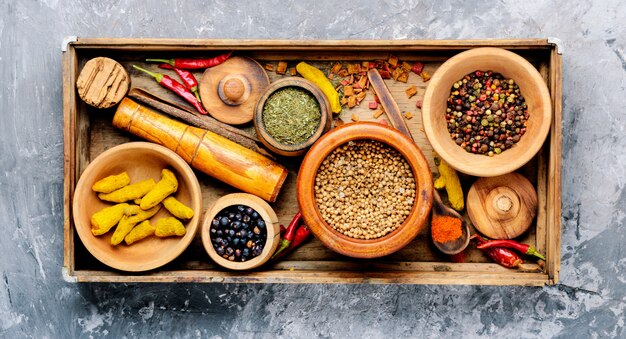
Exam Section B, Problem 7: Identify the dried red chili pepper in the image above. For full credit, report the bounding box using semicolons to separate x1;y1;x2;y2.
132;65;207;115
477;239;546;260
472;234;523;268
158;64;201;102
273;224;311;260
146;51;233;70
272;211;301;259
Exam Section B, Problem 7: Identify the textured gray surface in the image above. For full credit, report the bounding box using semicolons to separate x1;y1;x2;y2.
1;0;625;337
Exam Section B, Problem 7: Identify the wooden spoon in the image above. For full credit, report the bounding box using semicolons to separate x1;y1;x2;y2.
431;190;470;255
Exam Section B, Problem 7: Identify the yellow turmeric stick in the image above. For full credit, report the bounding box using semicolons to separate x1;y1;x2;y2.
91;172;130;193
162;196;194;220
98;178;156;203
155;217;186;237
140;169;178;210
91;203;130;236
133;198;142;205
110;205;161;245
433;155;464;211
124;220;156;245
124;204;142;216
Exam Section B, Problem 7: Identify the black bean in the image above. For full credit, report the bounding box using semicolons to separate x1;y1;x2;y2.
219;217;229;226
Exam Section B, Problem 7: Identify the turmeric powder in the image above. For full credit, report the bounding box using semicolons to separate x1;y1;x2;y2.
431;215;463;243
124;220;156;245
91;172;130;193
140;169;178;210
433;155;464;211
98;178;156;203
91;203;130;236
155;217;186;237
162;196;194;220
110;205;160;245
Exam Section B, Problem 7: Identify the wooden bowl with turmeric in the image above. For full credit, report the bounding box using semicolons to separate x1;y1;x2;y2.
297;122;433;258
72;142;202;272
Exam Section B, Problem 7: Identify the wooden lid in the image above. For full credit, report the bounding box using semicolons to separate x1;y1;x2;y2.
76;57;130;108
198;56;270;125
467;172;538;239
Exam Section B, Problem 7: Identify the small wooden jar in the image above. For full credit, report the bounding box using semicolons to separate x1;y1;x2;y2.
201;193;280;270
254;77;332;156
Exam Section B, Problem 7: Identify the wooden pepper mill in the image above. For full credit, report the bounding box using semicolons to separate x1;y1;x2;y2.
112;98;287;202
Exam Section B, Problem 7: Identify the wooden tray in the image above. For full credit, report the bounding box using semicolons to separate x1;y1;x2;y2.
63;39;562;286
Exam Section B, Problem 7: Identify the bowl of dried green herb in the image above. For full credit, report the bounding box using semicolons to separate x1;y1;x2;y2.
254;77;332;156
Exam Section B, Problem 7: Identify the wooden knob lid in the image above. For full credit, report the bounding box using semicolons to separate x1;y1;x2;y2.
76;57;130;109
218;75;251;105
467;173;538;239
199;56;270;125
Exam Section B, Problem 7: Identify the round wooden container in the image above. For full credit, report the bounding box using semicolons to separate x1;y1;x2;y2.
422;47;552;177
72;142;202;272
254;77;332;157
297;122;433;258
201;193;280;270
76;57;130;108
467;172;538;239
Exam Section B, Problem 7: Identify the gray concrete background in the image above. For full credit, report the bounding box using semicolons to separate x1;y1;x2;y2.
1;0;624;337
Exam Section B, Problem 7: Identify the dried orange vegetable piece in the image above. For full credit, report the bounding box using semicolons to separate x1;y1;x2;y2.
405;85;418;98
276;61;288;75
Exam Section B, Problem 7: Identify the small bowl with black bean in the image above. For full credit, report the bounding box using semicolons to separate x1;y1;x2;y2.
297;122;434;258
201;193;280;270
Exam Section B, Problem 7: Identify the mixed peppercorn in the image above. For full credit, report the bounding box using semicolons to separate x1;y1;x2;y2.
446;71;529;156
210;205;267;262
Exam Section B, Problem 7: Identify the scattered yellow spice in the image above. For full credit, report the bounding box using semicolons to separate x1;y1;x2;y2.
124;220;156;245
155;217;186;237
140;169;178;210
91;172;130;193
110;205;160;245
98;178;156;203
433;155;464;211
162;196;194;220
91;203;130;236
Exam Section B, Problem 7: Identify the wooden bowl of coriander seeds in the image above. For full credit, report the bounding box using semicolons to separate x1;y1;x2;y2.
254;77;332;156
297;122;433;258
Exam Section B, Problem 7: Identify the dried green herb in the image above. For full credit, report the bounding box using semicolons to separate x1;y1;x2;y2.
262;87;321;145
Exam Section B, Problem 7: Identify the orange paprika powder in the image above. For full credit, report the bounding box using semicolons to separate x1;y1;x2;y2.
431;215;463;242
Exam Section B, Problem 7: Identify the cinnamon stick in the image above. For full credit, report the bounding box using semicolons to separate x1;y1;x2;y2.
128;88;274;158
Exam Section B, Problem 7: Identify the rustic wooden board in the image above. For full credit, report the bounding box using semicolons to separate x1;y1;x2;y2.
63;39;561;286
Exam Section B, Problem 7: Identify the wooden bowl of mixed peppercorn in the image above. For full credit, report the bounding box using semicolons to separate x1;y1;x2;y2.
422;47;552;177
297;122;433;258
